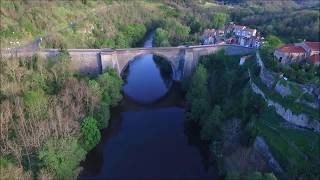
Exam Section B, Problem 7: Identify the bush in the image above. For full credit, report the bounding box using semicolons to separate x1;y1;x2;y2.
120;24;147;46
115;33;130;48
95;101;111;129
23;90;48;119
81;117;101;150
211;13;228;29
97;69;123;106
39;137;86;179
153;28;170;47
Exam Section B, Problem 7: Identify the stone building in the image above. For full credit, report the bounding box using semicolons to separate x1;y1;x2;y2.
274;41;320;65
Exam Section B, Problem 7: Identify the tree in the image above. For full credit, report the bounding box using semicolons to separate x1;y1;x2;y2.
211;13;228;29
81;117;101;150
200;105;224;140
186;64;210;123
97;69;123;106
39;137;86;179
153;28;171;47
186;14;202;34
115;33;130;48
163;18;191;46
265;35;283;49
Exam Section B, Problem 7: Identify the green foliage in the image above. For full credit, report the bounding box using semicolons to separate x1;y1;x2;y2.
225;171;240;180
115;33;130;48
211;13;228;29
185;14;202;34
186;64;210;122
246;171;277;180
94;38;116;48
230;1;319;42
81;117;101;150
242;116;259;146
160;18;191;46
153;28;171;47
39;137;86;179
88;80;102;98
97;69;123;107
120;24;147;46
23;90;48;119
95;101;111;129
200;105;224;141
264;35;283;49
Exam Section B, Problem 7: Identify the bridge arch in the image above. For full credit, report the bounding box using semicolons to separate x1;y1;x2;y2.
120;52;176;80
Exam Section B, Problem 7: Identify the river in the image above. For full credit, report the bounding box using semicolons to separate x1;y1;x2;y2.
79;32;219;179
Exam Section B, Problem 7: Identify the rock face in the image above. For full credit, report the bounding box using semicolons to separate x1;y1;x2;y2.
253;136;284;176
256;52;275;88
274;82;292;97
249;76;320;132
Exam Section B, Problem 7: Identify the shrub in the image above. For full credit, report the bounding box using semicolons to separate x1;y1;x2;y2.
23;90;48;119
153;28;170;47
39;137;86;179
81;117;101;150
97;69;123;106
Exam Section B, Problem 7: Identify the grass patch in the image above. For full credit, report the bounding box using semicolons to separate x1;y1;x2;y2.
255;107;320;177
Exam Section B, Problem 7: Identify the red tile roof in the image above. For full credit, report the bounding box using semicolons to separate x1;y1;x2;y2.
305;42;320;51
310;54;319;63
276;44;306;53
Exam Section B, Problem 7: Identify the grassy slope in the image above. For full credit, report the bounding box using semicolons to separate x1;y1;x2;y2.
248;60;320;177
0;0;166;48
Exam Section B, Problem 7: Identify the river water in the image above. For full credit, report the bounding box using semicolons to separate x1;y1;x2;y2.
79;32;218;179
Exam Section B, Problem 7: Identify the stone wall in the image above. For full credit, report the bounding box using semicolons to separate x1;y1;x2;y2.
256;52;319;109
249;71;320;132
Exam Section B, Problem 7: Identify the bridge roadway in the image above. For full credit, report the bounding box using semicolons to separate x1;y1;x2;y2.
0;44;255;81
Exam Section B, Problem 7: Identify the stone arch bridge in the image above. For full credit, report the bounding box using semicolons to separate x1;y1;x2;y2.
1;44;254;81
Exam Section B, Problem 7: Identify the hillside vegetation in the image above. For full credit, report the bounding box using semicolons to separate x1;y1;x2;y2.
0;0;165;48
183;51;320;179
0;51;123;179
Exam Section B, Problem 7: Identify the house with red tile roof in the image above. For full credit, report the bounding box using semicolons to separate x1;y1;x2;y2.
274;44;306;64
274;41;320;65
310;54;319;65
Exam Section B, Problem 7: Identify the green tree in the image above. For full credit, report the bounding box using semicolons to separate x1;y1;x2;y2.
186;14;202;34
81;117;101;150
200;105;224;140
186;64;210;122
39;137;86;179
120;24;147;46
163;18;191;46
264;173;277;180
225;171;240;180
96;101;111;128
97;69;123;106
115;33;130;48
211;13;228;29
265;35;283;49
153;28;171;47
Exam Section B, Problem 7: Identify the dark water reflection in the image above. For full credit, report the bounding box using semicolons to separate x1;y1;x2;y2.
79;32;219;179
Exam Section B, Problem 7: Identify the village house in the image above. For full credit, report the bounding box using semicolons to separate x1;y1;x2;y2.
224;22;262;48
274;41;320;65
200;28;224;45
